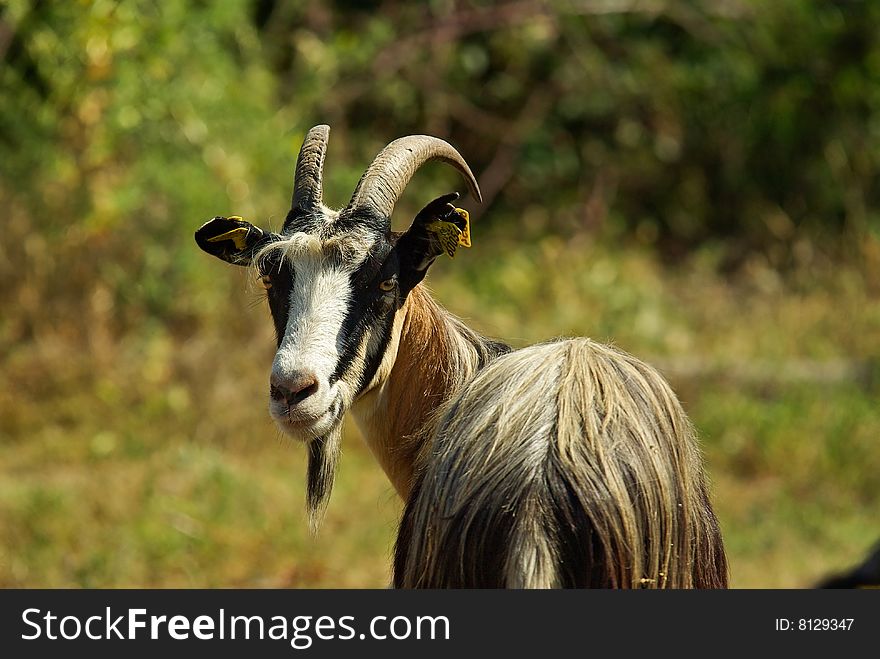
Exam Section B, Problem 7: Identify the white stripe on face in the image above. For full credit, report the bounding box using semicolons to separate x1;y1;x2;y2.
264;229;381;439
272;250;351;387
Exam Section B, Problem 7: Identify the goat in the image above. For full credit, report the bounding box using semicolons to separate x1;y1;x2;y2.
195;124;728;587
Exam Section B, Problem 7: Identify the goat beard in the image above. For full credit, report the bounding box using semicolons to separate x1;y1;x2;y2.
306;424;343;535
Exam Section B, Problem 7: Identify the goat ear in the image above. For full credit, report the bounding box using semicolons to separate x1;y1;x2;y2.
195;216;266;266
396;192;471;290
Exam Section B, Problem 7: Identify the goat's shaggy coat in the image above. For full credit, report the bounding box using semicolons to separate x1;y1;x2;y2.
394;338;728;588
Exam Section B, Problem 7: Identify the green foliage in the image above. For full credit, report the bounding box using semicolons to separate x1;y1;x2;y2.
255;0;880;262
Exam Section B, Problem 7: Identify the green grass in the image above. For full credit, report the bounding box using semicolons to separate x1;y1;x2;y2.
1;232;878;588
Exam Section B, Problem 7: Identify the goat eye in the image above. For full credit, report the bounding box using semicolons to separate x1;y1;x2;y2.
378;278;396;292
259;274;273;290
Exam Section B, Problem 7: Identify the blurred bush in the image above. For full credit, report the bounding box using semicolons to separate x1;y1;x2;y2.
3;2;880;320
254;0;880;267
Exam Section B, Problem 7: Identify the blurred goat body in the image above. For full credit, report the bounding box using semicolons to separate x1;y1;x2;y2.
816;540;880;589
395;339;728;588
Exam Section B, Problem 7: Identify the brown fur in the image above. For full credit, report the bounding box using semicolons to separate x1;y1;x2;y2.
353;285;507;497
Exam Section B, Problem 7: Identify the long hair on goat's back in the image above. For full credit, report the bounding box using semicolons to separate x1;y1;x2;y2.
394;338;728;588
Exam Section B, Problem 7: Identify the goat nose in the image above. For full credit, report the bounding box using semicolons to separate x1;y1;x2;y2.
270;372;319;406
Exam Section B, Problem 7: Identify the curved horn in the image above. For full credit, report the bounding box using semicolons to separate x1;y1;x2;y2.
346;135;482;221
289;124;330;220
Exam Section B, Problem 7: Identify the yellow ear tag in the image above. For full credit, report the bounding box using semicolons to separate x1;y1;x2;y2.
425;208;472;258
205;218;249;251
454;208;471;248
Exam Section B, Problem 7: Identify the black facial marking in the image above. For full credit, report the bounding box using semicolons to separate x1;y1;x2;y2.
353;316;396;394
329;241;400;392
260;256;293;347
